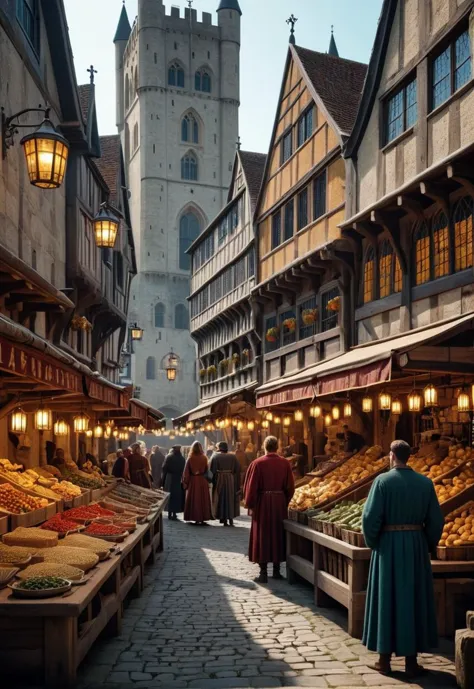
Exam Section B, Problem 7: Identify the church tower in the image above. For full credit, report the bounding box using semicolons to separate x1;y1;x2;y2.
114;1;241;421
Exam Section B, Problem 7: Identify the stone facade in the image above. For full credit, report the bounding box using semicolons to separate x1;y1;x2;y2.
116;0;240;420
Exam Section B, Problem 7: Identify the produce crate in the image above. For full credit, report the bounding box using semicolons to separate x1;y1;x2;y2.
439;483;474;516
308;516;323;532
297;511;309;526
317;461;389;512
0;515;9;535
0;501;56;529
436;545;474;561
433;459;472;484
341;528;366;548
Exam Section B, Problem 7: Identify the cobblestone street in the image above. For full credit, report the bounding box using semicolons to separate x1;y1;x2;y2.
77;516;456;689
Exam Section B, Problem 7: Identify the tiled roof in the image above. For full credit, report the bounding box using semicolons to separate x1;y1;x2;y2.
293;46;367;136
238;150;266;212
95;135;121;206
78;84;91;124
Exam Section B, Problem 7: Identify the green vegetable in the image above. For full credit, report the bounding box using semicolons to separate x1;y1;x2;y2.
17;576;68;590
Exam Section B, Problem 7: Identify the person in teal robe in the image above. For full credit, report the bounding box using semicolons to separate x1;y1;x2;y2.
362;439;444;678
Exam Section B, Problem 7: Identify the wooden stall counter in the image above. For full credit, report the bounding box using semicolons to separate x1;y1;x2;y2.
284;520;474;640
0;496;168;688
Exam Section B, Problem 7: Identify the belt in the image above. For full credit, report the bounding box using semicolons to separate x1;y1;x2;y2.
217;470;233;474
262;490;284;495
383;524;423;532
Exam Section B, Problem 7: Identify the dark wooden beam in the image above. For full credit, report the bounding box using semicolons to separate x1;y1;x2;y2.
447;164;474;198
20;303;64;313
352;221;378;244
419;181;449;214
397;195;425;219
0;280;27;297
371;209;408;274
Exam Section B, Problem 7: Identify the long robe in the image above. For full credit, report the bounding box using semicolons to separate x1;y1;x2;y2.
162;450;185;514
150;450;166;488
128;452;152;489
210;451;240;520
244;453;295;564
182;453;213;522
362;467;444;657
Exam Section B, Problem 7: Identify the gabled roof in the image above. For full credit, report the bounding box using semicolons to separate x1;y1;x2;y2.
77;83;101;157
95;135;120;206
344;0;398;158
236;151;267;213
217;0;242;14
78;84;92;124
293;46;367;136
114;4;132;43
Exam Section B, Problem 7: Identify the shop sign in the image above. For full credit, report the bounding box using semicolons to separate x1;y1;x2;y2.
85;377;128;409
0;338;82;393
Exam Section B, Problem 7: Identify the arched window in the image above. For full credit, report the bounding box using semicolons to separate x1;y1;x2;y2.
179;213;201;270
154;303;165;328
168;62;185;88
414;222;430;285
175;304;189;330
363;246;375;304
432;211;449;278
453;197;474;272
181;152;198;181
195;70;211;93
133;123;139;151
379;240;393;299
181;113;199;143
125;74;130;110
146;356;156;380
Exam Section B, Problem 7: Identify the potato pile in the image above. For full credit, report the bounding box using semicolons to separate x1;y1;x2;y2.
409;445;471;480
290;446;387;511
439;501;474;546
434;466;474;504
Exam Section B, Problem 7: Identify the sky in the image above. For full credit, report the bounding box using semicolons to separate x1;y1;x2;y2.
64;0;383;153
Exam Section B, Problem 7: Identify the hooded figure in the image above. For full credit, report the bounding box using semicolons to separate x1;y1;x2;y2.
162;445;186;520
210;441;240;526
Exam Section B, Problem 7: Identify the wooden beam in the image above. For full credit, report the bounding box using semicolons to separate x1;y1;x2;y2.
419;181;449;214
20;303;64;313
447;164;474;198
371;210;408;275
397;195;425;219
0;280;27;297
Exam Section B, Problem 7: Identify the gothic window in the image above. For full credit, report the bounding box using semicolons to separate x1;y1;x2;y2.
181;152;198;181
379;240;393;299
168;62;185;88
363;246;375;303
453;197;474;272
432;211;450;278
195;69;211;93
414;222;430;285
146;356;156;380
154;303;165;328
181;113;199;143
125;74;130;110
133;123;139;151
175;304;189;330
179;213;201;270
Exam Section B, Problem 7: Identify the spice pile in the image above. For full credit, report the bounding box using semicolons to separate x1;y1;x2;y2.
84;522;126;537
40;514;83;534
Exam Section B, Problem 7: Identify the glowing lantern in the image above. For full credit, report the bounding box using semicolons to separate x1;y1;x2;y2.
35;407;52;431
294;409;303;422
362;397;373;413
54;419;69;437
324;414;332;427
343;403;352;418
408;391;422;412
130;324;144;341
424;384;438;407
261;420;270;429
332;406;340;421
274;416;281;425
73;413;90;433
378;392;392;411
93;424;104;439
10;408;27;434
310;404;321;418
266;411;273;422
283;416;291;427
86;429;93;438
21;115;69;189
247;420;255;431
457;391;470;413
391;399;402;416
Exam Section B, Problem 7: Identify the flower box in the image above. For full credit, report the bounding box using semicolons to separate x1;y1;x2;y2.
265;327;280;343
282;318;297;333
327;296;341;313
302;308;318;325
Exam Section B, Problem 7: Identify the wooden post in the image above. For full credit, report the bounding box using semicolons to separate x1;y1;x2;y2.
44;617;77;688
286;529;295;584
347;559;366;638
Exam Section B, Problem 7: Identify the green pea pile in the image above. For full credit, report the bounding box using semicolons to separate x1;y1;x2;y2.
17;576;68;590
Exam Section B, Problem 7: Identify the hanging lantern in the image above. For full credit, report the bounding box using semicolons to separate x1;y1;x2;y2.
237;421;244;431
166;352;178;381
205;422;215;432
21;115;69;189
472;383;474;408
324;413;332;427
266;411;273;422
10;408;27;434
54;419;69;437
130;323;144;341
232;418;239;427
93;424;104;439
408;391;422;413
331;405;340;421
35;407;52;431
362;396;373;413
169;433;176;440
310;404;321;418
73;413;90;433
179;425;186;433
86;429;93;438
274;416;281;425
112;428;119;438
104;424;112;439
424;383;438;407
93;203;119;248
247;420;255;431
391;399;402;416
261;420;270;429
378;391;392;411
283;415;291;427
294;409;303;422
186;421;193;431
343;402;352;419
457;391;470;413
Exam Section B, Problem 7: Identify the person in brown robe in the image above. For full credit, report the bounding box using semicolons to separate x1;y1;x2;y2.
128;443;152;489
210;441;240;526
244;435;295;583
182;441;213;525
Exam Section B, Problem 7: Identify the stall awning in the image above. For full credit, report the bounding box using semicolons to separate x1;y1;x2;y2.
256;312;474;406
173;383;258;425
84;375;129;410
101;398;163;430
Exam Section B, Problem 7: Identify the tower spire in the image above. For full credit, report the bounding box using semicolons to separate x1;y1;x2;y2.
328;26;339;57
286;14;298;45
114;2;132;43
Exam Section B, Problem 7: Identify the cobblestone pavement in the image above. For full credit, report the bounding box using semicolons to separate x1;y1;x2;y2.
77;516;456;689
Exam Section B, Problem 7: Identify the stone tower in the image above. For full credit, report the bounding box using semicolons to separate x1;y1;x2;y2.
114;0;241;421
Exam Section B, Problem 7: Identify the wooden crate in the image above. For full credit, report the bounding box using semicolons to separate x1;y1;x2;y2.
341;528;366;548
288;509;299;522
436;545;474;561
7;502;55;529
432;459;471;484
439;484;474;516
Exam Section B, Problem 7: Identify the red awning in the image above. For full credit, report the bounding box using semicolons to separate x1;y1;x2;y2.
316;359;392;396
84;376;129;410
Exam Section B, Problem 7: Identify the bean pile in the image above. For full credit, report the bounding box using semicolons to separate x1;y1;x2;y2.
17;576;68;590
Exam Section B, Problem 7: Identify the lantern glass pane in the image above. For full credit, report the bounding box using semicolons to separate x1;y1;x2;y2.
247;421;255;431
408;392;422;412
343;403;352;418
362;397;373;413
294;409;303;422
391;400;402;415
23;137;68;189
283;416;291;427
379;393;391;410
457;392;470;412
324;414;332;427
10;410;27;433
94;219;118;248
332;406;340;420
35;409;52;431
54;420;69;437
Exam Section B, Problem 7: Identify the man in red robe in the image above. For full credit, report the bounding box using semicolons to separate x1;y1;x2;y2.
244;435;295;583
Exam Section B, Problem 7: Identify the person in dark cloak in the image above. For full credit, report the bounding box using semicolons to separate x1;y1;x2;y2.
161;445;186;520
210;441;240;526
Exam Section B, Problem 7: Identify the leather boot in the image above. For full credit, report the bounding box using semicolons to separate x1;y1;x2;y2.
254;564;268;584
272;563;284;580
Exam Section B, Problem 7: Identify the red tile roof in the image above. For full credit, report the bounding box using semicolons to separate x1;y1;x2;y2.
95;135;121;206
293;46;367;136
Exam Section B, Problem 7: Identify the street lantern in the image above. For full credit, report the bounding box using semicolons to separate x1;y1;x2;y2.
166;352;178;381
378;391;392;411
424;383;438;407
294;409;303;422
310;403;321;418
86;429;93;438
261;420;270;429
391;399;402;416
10;408;27;434
408;390;422;412
93;203;119;248
343;402;352;418
247;420;255;431
457;390;470;412
35;407;52;431
331;405;340;420
324;413;332;427
73;413;90;433
274;416;281;425
130;323;144;341
283;416;291;427
54;419;69;437
362;396;373;413
93;424;104;439
266;411;273;422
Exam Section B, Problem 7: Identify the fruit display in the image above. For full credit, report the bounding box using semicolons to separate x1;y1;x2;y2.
434;467;474;504
40;514;84;534
439;501;474;546
409;444;471;480
0;459;23;472
0;484;49;514
17;563;85;581
49;481;82;500
0;462;82;501
0;543;42;564
290;446;387;511
3;527;58;549
16;576;69;590
313;499;366;533
41;545;99;571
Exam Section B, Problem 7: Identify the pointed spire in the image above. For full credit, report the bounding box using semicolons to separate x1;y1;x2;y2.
286;14;298;45
114;2;132;43
328;26;339;57
217;0;242;15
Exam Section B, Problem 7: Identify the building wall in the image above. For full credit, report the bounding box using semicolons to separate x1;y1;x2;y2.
120;1;240;418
